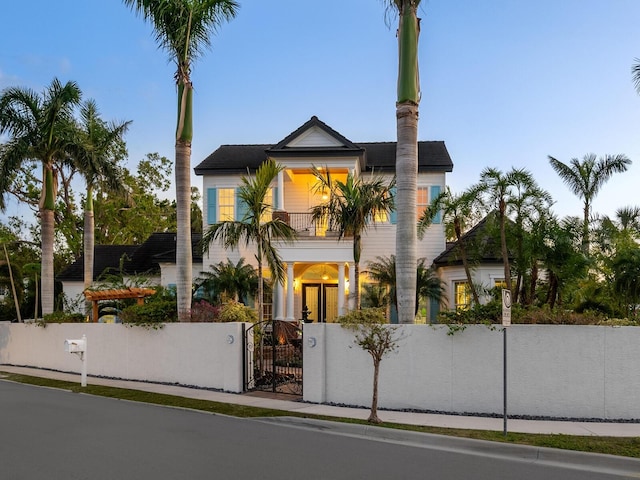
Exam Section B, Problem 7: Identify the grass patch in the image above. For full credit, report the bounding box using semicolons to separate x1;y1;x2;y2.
3;371;640;458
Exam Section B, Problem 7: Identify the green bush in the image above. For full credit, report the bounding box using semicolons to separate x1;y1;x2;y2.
42;311;85;323
120;300;177;327
216;302;257;323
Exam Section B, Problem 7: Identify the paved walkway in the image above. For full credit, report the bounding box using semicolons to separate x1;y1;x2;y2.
2;365;640;437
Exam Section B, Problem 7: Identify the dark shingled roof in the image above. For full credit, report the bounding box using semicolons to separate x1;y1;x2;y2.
432;213;507;268
194;116;453;175
57;233;203;282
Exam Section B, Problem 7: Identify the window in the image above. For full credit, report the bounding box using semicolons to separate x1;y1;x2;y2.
218;188;235;221
454;281;471;310
494;279;507;289
416;187;429;221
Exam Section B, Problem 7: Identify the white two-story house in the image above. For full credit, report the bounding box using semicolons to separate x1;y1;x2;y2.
194;116;453;323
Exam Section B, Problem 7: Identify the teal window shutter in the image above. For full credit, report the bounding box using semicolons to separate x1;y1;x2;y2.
430;185;442;224
389;186;397;224
236;188;249;221
207;188;217;224
273;186;279;210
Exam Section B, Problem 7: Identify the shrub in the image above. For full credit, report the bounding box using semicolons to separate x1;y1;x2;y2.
216;302;257;323
120;300;177;327
42;311;85;324
190;300;221;322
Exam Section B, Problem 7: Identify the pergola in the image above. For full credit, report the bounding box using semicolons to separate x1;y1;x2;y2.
83;287;156;322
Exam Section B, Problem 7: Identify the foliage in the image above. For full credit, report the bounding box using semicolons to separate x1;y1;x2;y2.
190;300;221;322
195;257;258;305
39;311;85;326
339;307;401;423
215;301;257;323
120;300;177;327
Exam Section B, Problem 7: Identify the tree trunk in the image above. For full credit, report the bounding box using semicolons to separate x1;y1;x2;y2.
368;359;382;424
582;200;590;254
396;103;418;323
176;141;193;322
395;2;420;324
40;207;55;315
83;199;94;318
455;219;480;306
499;201;512;292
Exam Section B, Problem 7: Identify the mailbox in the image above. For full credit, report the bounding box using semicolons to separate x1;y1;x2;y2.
64;338;86;353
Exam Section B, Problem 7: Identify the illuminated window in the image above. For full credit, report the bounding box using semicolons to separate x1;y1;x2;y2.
416;187;429;221
494;279;507;289
373;209;388;223
454;281;471;310
218;188;235;221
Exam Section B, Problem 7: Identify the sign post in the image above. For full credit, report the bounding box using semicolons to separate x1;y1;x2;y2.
502;289;511;436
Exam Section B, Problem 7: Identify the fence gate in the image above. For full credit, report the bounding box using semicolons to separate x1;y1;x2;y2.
244;320;303;395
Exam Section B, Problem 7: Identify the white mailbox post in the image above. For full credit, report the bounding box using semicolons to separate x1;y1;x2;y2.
64;334;87;387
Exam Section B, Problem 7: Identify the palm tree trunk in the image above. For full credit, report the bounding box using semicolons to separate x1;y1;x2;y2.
582;201;590;254
175;77;194;323
396;103;418;323
455;219;480;305
40;207;55;315
499;201;512;292
395;2;420;324
83;192;94;318
40;165;56;315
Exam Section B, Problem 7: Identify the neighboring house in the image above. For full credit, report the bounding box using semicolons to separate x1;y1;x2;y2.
194;116;453;322
433;212;507;310
57;233;203;312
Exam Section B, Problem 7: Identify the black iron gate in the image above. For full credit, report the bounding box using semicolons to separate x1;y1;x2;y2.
244;320;303;395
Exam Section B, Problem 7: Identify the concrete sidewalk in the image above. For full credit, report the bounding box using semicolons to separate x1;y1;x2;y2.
2;365;640;438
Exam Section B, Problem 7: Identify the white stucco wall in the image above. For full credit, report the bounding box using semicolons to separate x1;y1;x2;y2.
303;324;640;420
0;323;246;392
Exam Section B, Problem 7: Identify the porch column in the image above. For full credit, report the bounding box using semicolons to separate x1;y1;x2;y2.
338;263;346;317
277;170;284;210
286;262;295;321
348;262;356;311
275;281;284;320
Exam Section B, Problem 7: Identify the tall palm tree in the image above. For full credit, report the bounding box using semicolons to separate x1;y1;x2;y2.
548;153;631;254
311;168;395;310
383;0;422;324
68;100;131;301
419;185;483;305
124;0;239;322
0;78;81;315
202;159;296;323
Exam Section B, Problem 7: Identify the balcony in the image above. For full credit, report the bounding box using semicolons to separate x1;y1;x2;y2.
274;211;338;238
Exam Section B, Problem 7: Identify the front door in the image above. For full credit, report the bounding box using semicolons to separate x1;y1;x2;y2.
303;284;338;322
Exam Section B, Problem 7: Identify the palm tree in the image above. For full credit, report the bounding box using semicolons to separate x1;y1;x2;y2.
548;153;631;254
202;159;296;323
195;257;258;304
367;255;445;319
478;167;540;294
68;100;131;301
0;78;81;315
419;185;483;305
383;0;422;324
124;0;239;322
311;168;395;310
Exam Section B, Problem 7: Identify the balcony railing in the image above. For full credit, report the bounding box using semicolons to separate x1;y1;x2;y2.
274;211;335;237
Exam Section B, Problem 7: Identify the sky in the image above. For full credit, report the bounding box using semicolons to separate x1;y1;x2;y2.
2;0;640;225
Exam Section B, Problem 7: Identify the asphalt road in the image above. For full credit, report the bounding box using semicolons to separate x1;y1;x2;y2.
1;381;638;479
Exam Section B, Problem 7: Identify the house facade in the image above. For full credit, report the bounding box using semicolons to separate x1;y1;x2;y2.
194;116;453;323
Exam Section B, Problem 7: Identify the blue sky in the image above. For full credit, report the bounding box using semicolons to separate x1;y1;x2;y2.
2;0;640;223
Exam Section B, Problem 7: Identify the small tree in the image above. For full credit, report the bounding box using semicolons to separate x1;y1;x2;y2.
338;308;400;424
